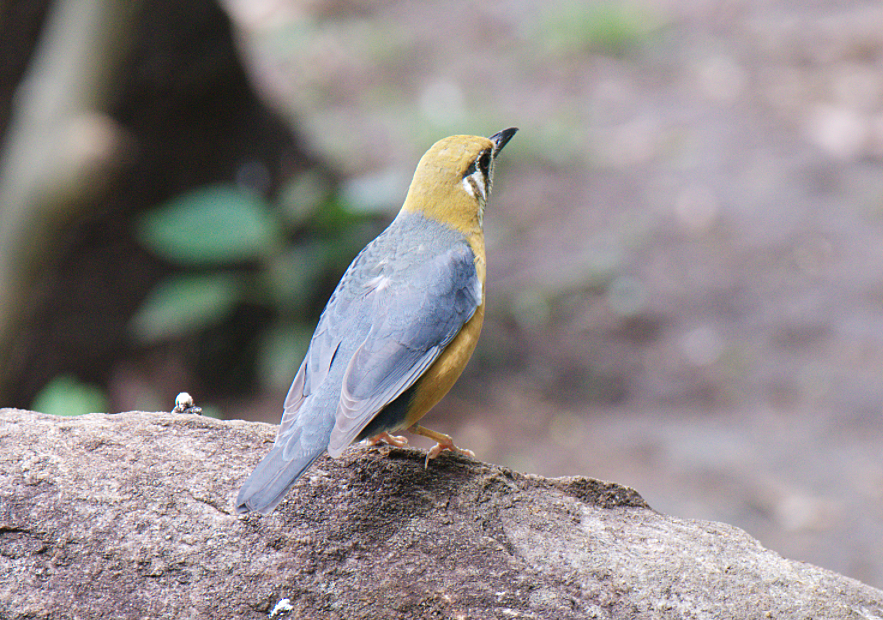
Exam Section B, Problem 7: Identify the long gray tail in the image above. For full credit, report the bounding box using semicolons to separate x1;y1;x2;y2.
235;444;325;515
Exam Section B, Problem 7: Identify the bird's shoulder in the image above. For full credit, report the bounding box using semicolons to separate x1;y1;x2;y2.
340;213;476;292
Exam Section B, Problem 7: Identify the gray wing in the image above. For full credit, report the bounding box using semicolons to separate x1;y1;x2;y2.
278;241;482;458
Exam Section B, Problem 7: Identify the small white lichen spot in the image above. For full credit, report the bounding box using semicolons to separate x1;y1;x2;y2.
269;598;293;618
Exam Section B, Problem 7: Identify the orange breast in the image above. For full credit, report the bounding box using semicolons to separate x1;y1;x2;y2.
403;303;485;427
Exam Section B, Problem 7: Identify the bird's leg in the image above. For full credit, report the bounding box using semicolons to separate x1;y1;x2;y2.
367;431;409;449
408;424;475;468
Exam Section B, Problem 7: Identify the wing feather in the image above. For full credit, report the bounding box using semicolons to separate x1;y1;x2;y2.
327;244;481;455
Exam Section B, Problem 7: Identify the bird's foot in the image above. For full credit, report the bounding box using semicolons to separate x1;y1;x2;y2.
367;431;409;449
408;424;475;468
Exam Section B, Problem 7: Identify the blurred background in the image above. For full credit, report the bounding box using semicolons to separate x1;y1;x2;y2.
2;0;882;588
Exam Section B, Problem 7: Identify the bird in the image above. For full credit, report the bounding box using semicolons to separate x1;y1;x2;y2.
235;128;517;515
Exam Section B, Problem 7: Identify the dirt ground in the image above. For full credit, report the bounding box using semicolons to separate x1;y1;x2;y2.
223;0;883;587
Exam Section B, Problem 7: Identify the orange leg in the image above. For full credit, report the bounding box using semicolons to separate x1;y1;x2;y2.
408;424;475;468
367;431;408;448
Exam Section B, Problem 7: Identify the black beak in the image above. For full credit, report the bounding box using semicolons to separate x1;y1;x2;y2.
489;127;518;157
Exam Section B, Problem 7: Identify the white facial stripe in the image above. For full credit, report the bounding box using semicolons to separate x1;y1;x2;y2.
462;172;486;202
461;176;476;199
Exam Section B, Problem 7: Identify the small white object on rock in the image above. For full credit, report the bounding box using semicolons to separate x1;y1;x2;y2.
269;598;293;618
171;392;202;415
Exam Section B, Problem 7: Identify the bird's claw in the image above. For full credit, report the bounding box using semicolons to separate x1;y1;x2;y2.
408;423;474;469
424;442;475;468
367;431;409;449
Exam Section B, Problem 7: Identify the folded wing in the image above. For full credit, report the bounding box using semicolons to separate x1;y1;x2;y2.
277;241;481;459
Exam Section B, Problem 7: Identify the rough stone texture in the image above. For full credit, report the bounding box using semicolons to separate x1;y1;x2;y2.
1;408;881;620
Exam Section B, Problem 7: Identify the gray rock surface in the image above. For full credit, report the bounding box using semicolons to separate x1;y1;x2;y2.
1;408;881;619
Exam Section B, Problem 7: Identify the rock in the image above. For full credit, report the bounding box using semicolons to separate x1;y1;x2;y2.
1;408;881;619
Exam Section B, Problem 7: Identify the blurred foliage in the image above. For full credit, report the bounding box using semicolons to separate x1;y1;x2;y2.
132;175;383;393
131;272;244;342
540;1;664;57
137;186;284;266
32;374;108;416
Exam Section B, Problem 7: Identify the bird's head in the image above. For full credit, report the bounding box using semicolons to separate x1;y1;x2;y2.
402;128;517;233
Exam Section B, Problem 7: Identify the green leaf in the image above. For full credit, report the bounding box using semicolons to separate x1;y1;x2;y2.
32;374;108;416
137;184;283;266
131;273;243;342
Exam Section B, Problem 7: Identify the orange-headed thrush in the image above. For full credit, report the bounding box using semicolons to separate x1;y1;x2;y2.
235;128;517;514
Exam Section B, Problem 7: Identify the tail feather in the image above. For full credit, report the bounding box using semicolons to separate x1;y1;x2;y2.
235;444;325;515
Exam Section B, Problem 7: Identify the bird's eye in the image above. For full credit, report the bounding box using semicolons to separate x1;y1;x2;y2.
477;151;492;176
463;149;493;180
